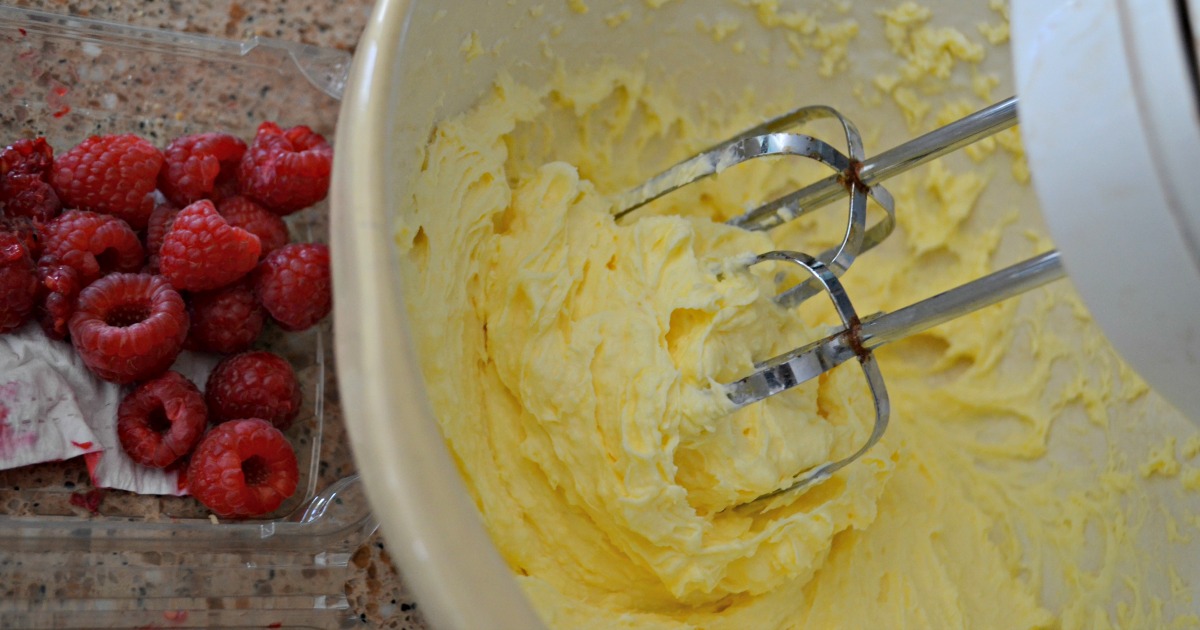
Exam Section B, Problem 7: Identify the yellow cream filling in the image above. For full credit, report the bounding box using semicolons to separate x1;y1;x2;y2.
397;3;1200;629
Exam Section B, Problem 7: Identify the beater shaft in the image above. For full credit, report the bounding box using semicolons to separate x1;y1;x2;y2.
729;97;1019;232
725;250;1064;408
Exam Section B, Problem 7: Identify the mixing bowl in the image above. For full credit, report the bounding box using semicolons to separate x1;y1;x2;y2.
331;0;1200;628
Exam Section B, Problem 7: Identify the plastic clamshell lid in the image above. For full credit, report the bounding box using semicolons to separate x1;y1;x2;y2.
1012;0;1200;419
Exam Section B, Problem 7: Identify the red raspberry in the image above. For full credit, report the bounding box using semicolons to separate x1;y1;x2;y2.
36;254;81;296
186;418;299;518
236;122;332;215
185;281;264;354
41;291;76;339
0;215;43;260
117;371;207;468
41;210;144;287
217;196;288;258
0;232;38;333
254;243;331;331
0;137;54;176
0;139;60;221
205;351;301;430
50;134;164;230
143;203;179;273
68;273;189;384
158;133;247;207
35;255;81;340
3;175;62;222
159;200;261;292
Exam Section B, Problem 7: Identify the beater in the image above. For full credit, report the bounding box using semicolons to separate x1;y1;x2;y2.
609;0;1200;501
610;97;1063;501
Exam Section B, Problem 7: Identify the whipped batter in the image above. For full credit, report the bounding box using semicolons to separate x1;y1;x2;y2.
396;3;1200;628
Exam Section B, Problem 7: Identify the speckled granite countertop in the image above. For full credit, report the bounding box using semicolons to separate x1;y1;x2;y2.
1;1;427;628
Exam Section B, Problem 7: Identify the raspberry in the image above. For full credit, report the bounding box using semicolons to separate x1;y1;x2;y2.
68;273;189;384
205;351;301;430
217;196;288;258
186;418;299;518
185;281;264;354
159;200;261;292
1;138;59;222
35;255;81;340
158;133;247;207
0;232;38;333
3;175;61;222
0;215;43;260
41;210;144;287
0;137;53;177
116;371;207;468
254;243;331;331
50;134;164;230
143;203;179;274
236;122;332;215
41;291;75;339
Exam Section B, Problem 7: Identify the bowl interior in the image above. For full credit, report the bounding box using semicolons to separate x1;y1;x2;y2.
334;0;1200;628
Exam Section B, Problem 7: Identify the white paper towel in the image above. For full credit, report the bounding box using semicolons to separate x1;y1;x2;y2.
0;322;218;495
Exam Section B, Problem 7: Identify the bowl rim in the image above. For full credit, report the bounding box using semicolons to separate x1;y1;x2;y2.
330;0;546;627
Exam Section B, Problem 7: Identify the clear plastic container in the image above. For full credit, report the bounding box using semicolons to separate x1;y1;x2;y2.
0;5;376;628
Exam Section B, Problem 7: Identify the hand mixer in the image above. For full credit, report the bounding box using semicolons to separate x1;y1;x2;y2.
610;0;1200;503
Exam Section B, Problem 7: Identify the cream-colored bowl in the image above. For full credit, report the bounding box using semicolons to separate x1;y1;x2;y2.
330;0;1195;628
332;1;541;625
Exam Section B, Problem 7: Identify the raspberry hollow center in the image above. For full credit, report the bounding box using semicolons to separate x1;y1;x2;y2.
105;303;151;327
95;248;122;274
241;455;269;486
146;406;171;434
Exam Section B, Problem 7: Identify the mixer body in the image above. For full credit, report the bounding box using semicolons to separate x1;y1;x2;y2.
1013;0;1200;418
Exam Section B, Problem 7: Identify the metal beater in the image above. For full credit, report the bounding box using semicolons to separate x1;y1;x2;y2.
610;97;1067;502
